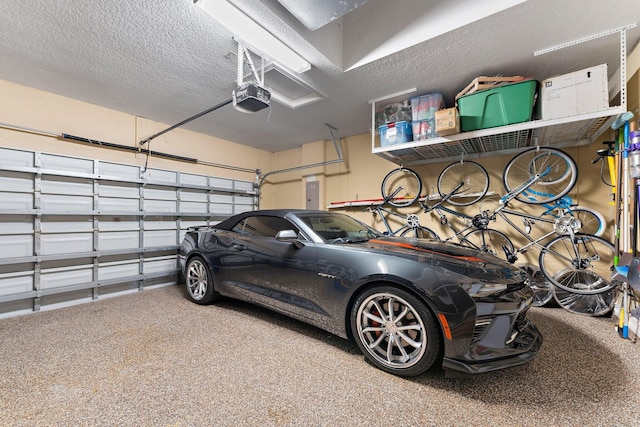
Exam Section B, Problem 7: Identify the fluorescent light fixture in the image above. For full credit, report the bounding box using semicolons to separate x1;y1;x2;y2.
195;0;311;74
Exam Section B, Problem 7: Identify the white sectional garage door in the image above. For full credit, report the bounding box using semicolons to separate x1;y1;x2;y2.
0;146;256;318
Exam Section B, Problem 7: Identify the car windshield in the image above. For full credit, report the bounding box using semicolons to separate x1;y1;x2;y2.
297;213;381;243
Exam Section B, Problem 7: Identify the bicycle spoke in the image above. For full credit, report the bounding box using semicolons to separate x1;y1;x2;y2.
438;161;489;206
381;168;423;207
539;234;616;295
503;148;577;205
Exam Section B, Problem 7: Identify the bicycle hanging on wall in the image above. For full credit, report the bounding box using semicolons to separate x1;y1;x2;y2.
368;166;439;239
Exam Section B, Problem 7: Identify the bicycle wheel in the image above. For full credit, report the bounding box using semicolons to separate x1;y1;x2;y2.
521;264;555;307
566;206;606;237
461;229;514;260
503;147;577;205
552;270;617;316
538;234;616;295
400;226;440;240
437;161;489;206
381;167;423;207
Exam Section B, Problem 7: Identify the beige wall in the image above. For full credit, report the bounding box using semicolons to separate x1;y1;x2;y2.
0;80;270;183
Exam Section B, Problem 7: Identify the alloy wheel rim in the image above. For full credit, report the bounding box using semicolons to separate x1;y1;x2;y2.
356;293;426;369
187;260;207;300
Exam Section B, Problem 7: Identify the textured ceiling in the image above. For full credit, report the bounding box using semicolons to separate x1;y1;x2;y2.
0;0;638;152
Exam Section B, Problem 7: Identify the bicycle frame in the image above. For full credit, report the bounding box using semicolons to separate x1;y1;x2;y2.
423;171;546;246
493;204;571;257
370;205;418;236
428;169;588;260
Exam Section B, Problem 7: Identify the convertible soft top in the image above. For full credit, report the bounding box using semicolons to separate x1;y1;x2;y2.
215;209;332;231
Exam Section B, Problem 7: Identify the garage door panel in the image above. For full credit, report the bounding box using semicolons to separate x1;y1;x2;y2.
99;182;139;198
144;256;177;274
99;259;140;281
143;230;177;247
0;146;255;317
181;190;208;202
41;176;93;196
41;153;93;174
0;271;34;296
41;194;93;211
98;216;139;232
0;147;34;168
179;201;208;213
1;192;34;210
41;233;93;255
99;162;140;180
40;265;93;290
99;231;140;250
40;290;93;311
98;197;140;212
144;199;177;212
0;171;34;192
41;216;93;233
180;173;208;187
0;235;34;258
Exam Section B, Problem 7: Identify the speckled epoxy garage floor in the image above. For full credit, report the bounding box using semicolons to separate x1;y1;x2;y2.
0;284;639;426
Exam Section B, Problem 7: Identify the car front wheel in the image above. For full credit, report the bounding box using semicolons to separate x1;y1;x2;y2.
185;256;220;304
351;286;442;376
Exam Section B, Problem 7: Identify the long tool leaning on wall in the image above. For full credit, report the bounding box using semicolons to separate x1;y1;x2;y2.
612;111;638;340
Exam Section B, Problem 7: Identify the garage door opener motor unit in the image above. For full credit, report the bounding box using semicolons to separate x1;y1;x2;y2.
232;40;271;113
233;82;271;113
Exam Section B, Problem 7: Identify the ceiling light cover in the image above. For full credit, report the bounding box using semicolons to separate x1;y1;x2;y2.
195;0;311;73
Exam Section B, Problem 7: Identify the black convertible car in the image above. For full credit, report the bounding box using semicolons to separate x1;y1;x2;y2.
179;209;542;377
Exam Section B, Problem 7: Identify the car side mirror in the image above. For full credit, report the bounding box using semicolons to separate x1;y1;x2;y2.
275;229;304;249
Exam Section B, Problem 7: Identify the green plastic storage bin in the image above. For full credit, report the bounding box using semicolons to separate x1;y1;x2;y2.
458;79;538;132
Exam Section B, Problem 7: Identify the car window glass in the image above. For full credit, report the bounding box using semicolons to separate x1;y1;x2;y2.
237;216;296;238
299;214;380;242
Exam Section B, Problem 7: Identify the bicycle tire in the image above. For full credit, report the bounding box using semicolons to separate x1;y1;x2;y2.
566;206;606;237
538;233;616;295
381;167;423;207
400;226;440;240
437;161;489;206
521;264;555;307
461;229;514;260
503;147;578;205
552;274;617;316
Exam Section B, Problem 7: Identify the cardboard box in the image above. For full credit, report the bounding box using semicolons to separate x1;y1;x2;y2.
540;64;609;120
435;108;460;136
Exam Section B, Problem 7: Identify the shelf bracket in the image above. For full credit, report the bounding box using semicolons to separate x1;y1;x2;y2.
533;23;636;56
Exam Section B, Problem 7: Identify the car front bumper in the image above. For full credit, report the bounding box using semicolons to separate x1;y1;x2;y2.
441;286;543;377
442;317;542;376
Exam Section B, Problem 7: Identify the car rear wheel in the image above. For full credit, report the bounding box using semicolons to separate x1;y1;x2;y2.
351;286;442;376
185;256;220;304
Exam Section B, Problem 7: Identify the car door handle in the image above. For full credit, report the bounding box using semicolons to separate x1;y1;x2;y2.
233;244;246;251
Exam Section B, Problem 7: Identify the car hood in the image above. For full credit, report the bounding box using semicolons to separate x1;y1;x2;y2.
352;236;525;283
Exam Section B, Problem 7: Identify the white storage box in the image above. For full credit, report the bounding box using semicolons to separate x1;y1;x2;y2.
540;64;609;120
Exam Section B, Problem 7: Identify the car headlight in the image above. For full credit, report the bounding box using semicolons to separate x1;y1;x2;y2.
462;283;508;297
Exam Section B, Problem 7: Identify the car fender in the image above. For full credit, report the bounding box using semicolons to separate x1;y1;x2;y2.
343;270;477;348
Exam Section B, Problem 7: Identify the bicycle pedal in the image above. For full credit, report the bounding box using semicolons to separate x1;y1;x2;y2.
440;216;448;225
